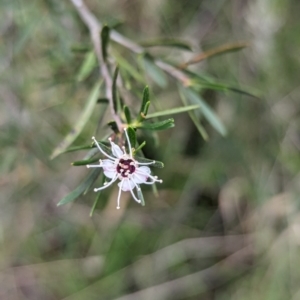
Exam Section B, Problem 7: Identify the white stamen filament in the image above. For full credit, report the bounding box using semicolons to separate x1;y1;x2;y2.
124;128;133;157
137;161;156;165
136;169;162;184
129;185;141;203
92;137;116;161
87;164;102;168
117;180;124;209
94;175;118;192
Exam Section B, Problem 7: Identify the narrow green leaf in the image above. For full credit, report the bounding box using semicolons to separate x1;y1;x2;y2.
72;157;99;166
127;126;136;148
178;89;208;140
137;118;175;131
140;86;150;114
188;110;209;141
63;144;94;153
112;66;120;113
185;70;261;98
135;156;164;168
142;55;168;88
90;174;105;217
133;141;146;154
50;81;102;159
124;105;131;124
180;41;249;68
143;101;150;116
113;51;145;84
57;169;101;206
71;45;90;52
137;187;145;206
180;86;227;136
107;121;119;133
151;183;159;198
146;104;200;119
101;25;110;61
76;51;97;82
140;38;192;51
138;86;150;122
97;98;109;104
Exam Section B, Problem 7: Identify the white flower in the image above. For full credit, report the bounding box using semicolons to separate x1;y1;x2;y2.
86;128;162;209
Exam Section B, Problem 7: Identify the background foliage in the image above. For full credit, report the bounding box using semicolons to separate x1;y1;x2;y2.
1;0;300;299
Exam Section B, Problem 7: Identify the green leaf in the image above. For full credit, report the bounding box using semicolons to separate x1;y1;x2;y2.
123;105;131;124
137;118;175;131
57;169;101;206
138;86;150;121
101;25;110;61
50;81;102;159
112;66;120;113
146;104;200;119
184;70;261;98
133;141;146;154
178;88;208;140
90;174;105;216
63;144;94;153
113;51;145;84
180;86;227;136
127;126;136;148
140;38;192;51
107;121;119;133
135;156;164;168
142;55;168;88
97;98;109;104
180;41;249;67
72;157;100;166
140;86;150;114
143;101;150;116
70;45;90;52
76;51;97;82
137;187;145;206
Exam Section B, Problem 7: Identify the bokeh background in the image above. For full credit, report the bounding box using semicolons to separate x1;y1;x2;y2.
1;0;300;299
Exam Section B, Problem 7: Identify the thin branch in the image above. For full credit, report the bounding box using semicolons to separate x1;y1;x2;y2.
178;41;250;69
70;0;123;132
70;0;192;89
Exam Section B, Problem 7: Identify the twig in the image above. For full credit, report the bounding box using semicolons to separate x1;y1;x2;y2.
178;41;250;69
69;0;192;89
70;0;123;132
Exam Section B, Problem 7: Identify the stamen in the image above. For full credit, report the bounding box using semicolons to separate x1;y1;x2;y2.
137;161;156;166
116;180;124;209
94;175;118;192
124;128;133;157
129;187;141;203
87;164;101;168
122;146;127;155
136;169;162;184
92;137;116;160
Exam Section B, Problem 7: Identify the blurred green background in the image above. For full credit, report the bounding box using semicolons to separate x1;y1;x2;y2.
1;0;300;299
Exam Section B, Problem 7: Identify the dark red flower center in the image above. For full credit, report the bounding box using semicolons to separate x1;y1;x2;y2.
117;158;136;178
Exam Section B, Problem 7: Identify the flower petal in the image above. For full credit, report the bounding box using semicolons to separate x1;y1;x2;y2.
119;179;135;191
136;166;151;175
101;159;117;178
110;141;123;158
132;170;149;184
104;169;117;179
101;159;115;170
